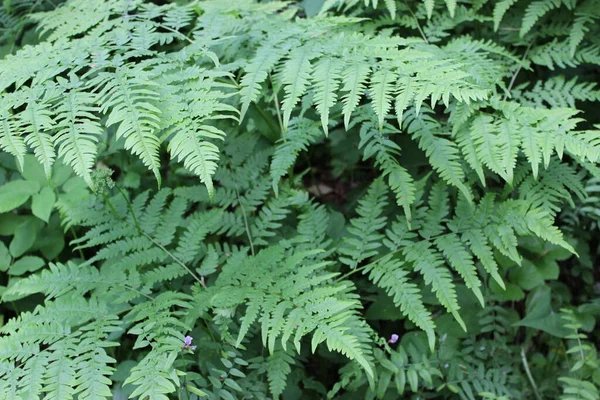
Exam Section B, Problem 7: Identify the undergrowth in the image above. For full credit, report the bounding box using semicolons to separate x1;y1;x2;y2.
0;0;599;399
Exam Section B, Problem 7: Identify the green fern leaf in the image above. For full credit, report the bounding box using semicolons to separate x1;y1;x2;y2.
520;0;564;37
90;67;163;185
270;118;321;195
267;348;294;398
435;234;484;307
341;59;371;129
369;68;397;129
239;40;291;121
365;254;436;350
493;0;518;31
54;76;103;189
0;97;26;171
313;56;343;135
281;44;318;130
169;124;225;200
404;108;472;202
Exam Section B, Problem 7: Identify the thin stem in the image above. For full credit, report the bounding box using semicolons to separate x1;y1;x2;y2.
142;230;206;287
114;186;206;288
335;264;369;282
407;4;428;44
133;16;195;45
334;230;460;283
270;73;284;133
504;43;532;101
70;227;85;260
122;283;155;301
252;103;280;142
236;188;255;256
521;347;543;400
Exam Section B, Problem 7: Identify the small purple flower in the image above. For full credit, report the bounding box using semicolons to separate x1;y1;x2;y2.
388;334;399;344
183;335;196;351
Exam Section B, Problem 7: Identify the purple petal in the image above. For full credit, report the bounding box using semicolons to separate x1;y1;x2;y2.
189;346;197;351
388;334;399;344
184;336;193;346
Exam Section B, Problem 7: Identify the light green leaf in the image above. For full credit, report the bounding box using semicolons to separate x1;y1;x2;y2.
21;154;49;186
9;219;40;257
0;180;40;213
0;242;11;272
514;285;570;337
186;385;207;397
31;186;56;222
9;256;45;276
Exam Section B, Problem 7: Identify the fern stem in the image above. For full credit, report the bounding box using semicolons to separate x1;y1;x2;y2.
132;16;195;45
406;4;429;44
114;186;207;288
236;188;255;256
123;284;155;301
335;264;369;282
335;248;404;283
335;229;463;283
252;103;280;142
141;230;206;288
69;227;86;260
504;43;532;101
270;73;284;133
521;347;543;400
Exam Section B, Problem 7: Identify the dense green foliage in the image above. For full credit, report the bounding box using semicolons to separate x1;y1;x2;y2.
0;0;599;398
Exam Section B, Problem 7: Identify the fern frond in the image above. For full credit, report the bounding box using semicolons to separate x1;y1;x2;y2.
169;124;225;199
493;0;518;31
29;0;115;41
54;75;103;189
13;87;56;178
338;178;388;269
520;0;565;37
365;254;436;350
341;57;371;129
270;118;321;195
369;68;397;130
404;241;465;331
0;96;26;171
280;43;318;130
89;66;163;185
404;108;472;202
359;119;416;221
313;56;343;135
266;347;295;398
213;244;375;377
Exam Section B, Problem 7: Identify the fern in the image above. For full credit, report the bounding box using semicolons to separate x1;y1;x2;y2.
212;243;375;377
1;0;599;398
270;118;321;195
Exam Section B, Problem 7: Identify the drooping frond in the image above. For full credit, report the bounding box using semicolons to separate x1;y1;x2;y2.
270;118;321;195
338;178;388;269
211;244;374;377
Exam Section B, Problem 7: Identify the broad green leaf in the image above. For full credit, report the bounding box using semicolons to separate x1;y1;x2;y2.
186;385;207;397
31;186;56;222
0;242;11;272
9;219;40;258
514;285;570;337
21;154;49;186
9;256;45;276
0;180;40;213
